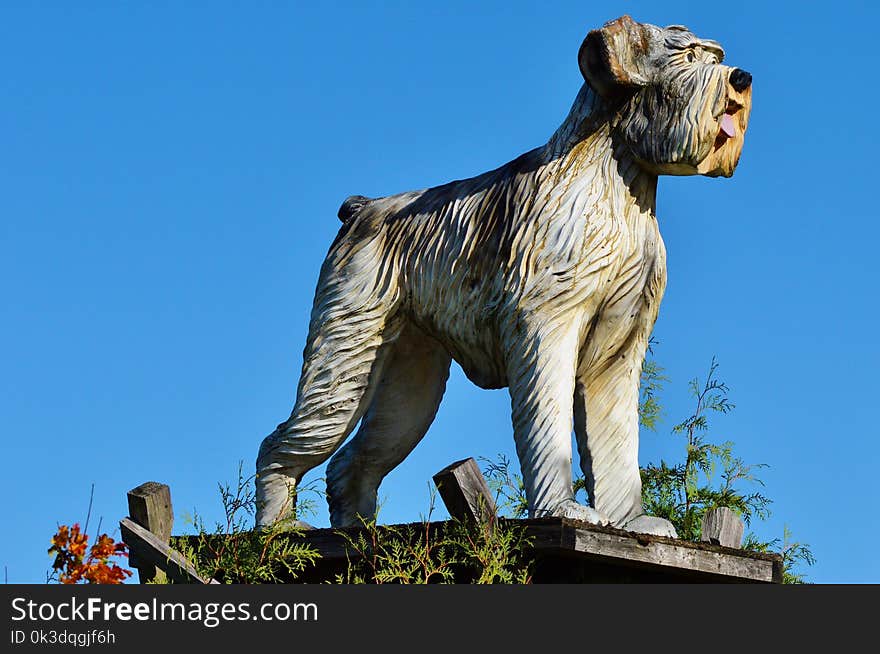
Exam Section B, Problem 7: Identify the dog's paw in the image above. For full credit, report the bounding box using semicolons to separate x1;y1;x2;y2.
255;468;298;531
622;515;678;538
549;500;610;526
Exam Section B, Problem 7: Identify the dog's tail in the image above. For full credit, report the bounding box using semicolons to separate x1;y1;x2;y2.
337;195;374;223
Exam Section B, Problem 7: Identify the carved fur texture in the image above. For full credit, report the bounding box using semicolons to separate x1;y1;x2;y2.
255;15;752;534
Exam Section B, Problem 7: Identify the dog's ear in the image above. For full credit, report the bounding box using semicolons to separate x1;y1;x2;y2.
579;15;651;99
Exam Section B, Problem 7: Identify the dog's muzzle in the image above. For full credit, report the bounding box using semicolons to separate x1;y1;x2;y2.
696;67;752;177
717;69;752;142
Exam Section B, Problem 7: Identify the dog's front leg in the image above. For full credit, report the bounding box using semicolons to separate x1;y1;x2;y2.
505;319;608;525
574;340;677;537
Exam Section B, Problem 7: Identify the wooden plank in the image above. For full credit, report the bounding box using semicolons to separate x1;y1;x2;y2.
127;482;173;583
285;527;356;560
119;518;218;585
432;458;496;524
523;519;778;583
701;507;744;548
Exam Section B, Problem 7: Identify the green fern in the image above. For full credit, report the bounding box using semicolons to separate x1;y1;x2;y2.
172;462;321;584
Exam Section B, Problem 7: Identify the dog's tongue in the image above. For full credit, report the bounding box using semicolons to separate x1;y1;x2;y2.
720;113;737;138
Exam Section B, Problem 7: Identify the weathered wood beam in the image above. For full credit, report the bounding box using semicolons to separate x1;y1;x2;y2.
119;518;217;585
432;458;496;524
701;507;745;549
126;482;173;583
528;518;781;583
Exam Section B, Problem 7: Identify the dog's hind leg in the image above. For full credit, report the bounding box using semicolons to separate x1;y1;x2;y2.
325;323;451;527
255;232;402;529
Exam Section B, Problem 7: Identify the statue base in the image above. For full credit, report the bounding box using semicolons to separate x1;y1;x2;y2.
284;517;783;584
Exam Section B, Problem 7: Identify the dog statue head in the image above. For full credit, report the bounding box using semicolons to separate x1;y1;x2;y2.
579;15;752;177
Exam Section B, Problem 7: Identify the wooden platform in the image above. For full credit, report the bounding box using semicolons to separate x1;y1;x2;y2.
122;472;783;584
288;517;783;584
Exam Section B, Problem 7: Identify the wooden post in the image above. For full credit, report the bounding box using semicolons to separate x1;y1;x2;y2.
432;458;496;524
701;507;744;548
126;482;173;583
119;519;217;584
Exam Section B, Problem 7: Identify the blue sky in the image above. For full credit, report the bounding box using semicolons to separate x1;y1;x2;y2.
2;1;877;583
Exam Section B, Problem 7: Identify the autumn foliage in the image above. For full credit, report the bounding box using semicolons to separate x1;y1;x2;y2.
48;523;132;584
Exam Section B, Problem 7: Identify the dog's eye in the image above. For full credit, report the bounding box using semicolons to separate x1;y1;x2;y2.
685;50;697;63
707;54;719;65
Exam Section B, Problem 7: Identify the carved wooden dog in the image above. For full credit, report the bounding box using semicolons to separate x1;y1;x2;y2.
256;15;752;534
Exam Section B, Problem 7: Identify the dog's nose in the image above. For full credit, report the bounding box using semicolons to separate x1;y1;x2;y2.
729;68;752;92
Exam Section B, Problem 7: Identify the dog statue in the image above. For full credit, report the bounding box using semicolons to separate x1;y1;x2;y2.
256;15;752;535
